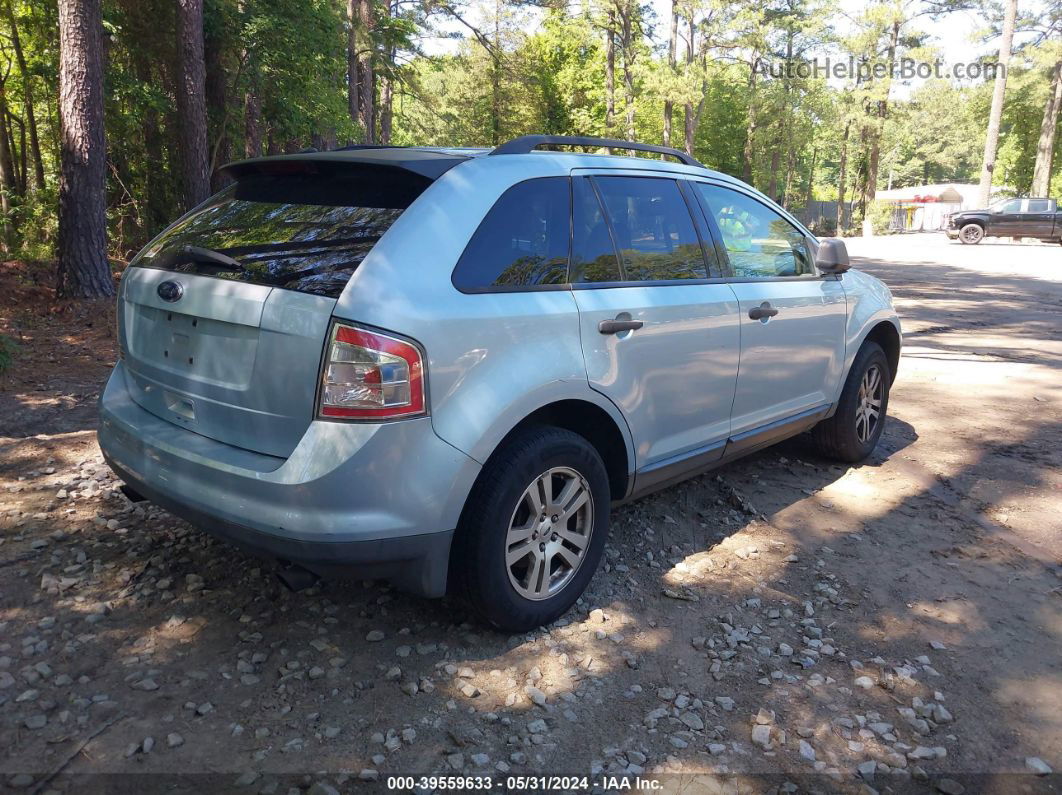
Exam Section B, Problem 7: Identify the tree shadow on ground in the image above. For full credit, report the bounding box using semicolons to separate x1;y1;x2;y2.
2;400;1059;793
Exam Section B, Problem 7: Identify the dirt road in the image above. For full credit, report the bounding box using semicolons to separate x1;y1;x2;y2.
1;234;1059;793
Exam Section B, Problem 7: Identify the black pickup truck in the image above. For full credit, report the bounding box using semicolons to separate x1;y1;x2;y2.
946;197;1062;244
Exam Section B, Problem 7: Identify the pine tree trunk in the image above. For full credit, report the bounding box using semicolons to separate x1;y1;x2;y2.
783;148;795;207
836;119;850;236
682;12;694;154
56;0;113;298
741;53;759;185
346;0;360;132
131;48;168;233
14;113;27;196
266;129;280;155
380;0;395;148
244;78;262;158
6;1;45;191
766;144;780;203
605;9;615;133
357;0;375;143
176;0;210;209
491;0;501;145
620;1;635;141
205;29;231;192
663;2;677;147
2;107;20;198
804;145;817;211
0;81;15;252
977;0;1017;207
1031;60;1062;197
380;73;393;144
864;20;899;212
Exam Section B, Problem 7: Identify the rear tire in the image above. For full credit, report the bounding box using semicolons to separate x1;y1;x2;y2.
451;426;610;632
811;341;891;463
959;223;984;244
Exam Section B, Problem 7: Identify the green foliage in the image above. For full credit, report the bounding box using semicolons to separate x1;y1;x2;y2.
0;0;1059;270
866;199;894;234
880;80;985;188
0;334;18;375
11;185;60;261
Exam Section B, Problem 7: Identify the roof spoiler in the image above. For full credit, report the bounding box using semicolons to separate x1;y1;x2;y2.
218;148;469;182
490;135;704;167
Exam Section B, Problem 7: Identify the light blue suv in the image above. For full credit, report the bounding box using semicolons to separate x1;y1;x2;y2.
98;135;901;631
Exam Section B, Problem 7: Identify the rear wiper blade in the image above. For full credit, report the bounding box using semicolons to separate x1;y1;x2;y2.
178;246;246;273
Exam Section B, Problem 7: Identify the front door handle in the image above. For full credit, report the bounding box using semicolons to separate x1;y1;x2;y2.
598;318;644;334
748;302;780;320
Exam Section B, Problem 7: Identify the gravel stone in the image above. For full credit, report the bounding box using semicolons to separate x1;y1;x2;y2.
1026;758;1052;776
525;685;546;706
751;724;772;748
679;712;704;731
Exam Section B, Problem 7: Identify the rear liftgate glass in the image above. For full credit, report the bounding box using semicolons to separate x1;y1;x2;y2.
133;166;431;298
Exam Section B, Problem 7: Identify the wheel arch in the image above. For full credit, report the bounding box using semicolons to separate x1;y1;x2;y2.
863;320;901;383
486;398;633;502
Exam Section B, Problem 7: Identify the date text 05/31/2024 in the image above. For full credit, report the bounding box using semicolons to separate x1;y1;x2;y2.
385;776;664;791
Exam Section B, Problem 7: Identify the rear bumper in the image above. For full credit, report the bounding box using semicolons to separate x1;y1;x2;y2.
98;363;481;596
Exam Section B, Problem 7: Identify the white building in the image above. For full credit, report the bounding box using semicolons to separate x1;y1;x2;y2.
875;183;1010;231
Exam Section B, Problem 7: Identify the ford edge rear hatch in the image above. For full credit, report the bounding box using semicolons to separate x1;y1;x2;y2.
117;151;466;459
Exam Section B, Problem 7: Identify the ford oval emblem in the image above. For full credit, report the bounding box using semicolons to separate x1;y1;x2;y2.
157;280;184;302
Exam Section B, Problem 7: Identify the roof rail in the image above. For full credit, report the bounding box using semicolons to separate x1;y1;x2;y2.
489;135;703;167
334;144;406;152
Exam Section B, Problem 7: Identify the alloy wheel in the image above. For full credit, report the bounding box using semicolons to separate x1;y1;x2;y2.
855;364;884;444
505;467;593;601
960;226;982;244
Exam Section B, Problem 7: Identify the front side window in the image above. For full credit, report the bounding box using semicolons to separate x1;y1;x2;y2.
133;169;427;298
452;178;570;291
594;177;708;281
993;198;1023;213
695;183;813;278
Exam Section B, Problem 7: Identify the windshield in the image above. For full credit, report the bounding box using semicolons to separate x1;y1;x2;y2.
132;169;429;298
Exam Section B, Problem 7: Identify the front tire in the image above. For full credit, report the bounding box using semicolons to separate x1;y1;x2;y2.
451;426;610;632
959;223;984;244
811;342;891;463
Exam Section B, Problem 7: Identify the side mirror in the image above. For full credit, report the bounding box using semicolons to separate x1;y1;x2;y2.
815;238;850;274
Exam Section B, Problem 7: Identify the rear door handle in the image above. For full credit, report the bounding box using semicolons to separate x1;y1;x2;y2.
748;302;779;320
598;318;643;334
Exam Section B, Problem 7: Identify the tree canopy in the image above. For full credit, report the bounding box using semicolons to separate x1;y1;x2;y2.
1;0;1060;279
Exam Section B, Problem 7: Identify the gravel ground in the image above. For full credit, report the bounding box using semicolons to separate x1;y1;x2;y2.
0;234;1059;794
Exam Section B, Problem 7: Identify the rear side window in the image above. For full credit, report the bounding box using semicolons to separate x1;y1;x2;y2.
1027;199;1050;212
132;169;429;298
593;176;708;281
452;178;570;291
570;177;622;283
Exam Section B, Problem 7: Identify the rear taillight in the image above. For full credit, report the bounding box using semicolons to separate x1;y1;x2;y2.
318;323;425;420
